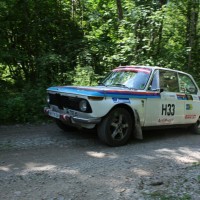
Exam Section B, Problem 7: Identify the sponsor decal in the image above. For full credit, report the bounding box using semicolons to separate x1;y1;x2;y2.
185;114;196;119
113;67;151;74
177;94;186;100
112;98;130;104
158;118;174;124
186;104;193;110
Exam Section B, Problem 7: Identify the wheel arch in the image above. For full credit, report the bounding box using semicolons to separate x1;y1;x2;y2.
110;103;135;120
105;103;143;140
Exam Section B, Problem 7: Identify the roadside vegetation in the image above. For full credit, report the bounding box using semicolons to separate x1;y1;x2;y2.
0;0;199;124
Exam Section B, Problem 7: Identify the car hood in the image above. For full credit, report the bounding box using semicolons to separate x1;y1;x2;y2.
47;86;107;97
47;86;160;99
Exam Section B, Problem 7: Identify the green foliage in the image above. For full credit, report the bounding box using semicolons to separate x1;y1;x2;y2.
0;0;200;124
73;64;98;86
192;161;200;166
0;0;83;85
147;191;191;200
0;85;46;124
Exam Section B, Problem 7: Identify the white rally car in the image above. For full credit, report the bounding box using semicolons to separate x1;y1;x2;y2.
44;66;200;146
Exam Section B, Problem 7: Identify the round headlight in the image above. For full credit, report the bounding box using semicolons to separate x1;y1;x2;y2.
79;100;87;112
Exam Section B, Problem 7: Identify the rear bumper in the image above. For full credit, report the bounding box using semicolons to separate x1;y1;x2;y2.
44;107;101;124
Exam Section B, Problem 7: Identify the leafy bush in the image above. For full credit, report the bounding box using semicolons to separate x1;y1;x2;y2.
0;85;47;124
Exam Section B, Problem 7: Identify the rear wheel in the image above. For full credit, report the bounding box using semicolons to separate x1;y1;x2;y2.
55;120;77;132
190;118;200;134
97;107;133;146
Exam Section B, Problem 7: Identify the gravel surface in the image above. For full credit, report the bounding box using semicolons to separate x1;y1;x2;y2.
0;123;200;200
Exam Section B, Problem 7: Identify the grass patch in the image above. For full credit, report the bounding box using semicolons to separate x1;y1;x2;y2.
0;143;13;150
147;191;191;200
192;162;200;166
197;175;200;183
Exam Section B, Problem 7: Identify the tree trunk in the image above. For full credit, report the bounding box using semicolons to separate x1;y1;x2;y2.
186;0;199;69
116;0;123;20
155;0;167;58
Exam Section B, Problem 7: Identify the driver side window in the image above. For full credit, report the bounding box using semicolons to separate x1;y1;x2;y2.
159;70;179;92
149;70;179;92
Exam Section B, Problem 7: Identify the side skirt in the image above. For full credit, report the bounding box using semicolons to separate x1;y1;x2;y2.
142;124;192;131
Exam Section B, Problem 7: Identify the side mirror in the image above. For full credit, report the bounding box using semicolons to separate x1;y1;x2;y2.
159;88;164;93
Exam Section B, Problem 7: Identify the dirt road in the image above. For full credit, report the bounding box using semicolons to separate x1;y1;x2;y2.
0;123;200;200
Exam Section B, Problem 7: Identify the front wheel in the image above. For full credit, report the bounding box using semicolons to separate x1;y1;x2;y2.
97;107;133;146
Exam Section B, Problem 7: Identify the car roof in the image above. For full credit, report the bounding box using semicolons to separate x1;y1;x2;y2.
116;65;190;76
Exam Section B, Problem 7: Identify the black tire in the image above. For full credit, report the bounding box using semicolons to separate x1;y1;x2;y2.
190;118;200;134
55;119;77;132
97;107;133;146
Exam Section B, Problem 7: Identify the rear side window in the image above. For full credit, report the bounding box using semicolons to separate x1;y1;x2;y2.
178;73;197;94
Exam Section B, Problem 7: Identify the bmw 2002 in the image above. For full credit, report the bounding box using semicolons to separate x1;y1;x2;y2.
44;66;200;146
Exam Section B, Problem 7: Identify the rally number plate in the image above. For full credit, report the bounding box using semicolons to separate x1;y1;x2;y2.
49;110;60;119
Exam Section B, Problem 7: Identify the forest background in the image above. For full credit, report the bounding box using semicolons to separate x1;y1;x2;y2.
0;0;199;124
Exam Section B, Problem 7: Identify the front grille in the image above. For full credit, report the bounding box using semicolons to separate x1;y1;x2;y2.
48;93;92;113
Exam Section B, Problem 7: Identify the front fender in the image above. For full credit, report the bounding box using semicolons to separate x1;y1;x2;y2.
102;103;143;140
132;109;143;139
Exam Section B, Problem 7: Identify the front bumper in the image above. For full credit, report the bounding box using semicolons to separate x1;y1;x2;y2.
44;107;101;124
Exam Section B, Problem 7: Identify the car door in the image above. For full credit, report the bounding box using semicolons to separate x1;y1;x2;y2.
178;72;200;124
144;69;184;127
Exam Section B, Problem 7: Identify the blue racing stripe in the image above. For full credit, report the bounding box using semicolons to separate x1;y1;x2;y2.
47;86;161;99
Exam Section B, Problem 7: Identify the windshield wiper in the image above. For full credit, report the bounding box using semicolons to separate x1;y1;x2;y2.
109;84;130;89
98;82;107;86
130;87;137;90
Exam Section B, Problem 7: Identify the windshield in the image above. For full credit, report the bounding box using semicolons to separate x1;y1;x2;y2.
102;68;152;90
